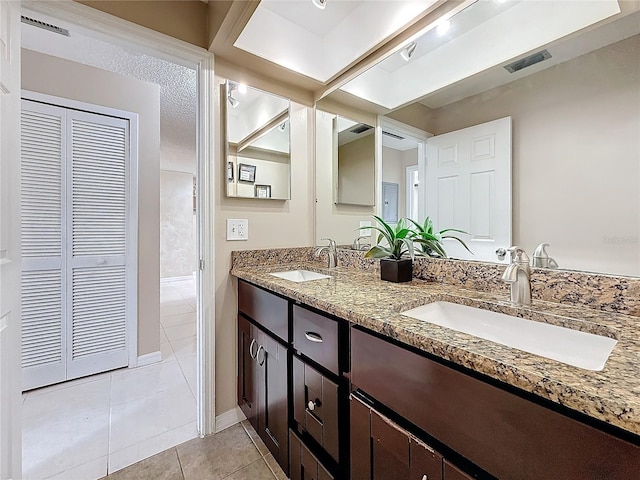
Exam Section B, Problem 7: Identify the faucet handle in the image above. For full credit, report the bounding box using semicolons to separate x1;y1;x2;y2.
321;238;337;250
507;246;530;265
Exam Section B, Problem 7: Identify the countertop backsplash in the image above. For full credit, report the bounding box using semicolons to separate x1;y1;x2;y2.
231;247;640;317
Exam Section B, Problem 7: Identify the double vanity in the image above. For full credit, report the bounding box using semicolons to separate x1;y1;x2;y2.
232;248;640;479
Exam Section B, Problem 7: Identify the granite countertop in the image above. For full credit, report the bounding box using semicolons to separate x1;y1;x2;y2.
231;261;640;438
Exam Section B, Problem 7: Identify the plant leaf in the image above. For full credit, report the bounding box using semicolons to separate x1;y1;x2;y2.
364;245;393;259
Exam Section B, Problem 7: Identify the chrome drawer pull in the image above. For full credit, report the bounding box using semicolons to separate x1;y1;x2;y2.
307;399;321;411
256;345;266;366
249;339;258;359
304;331;323;343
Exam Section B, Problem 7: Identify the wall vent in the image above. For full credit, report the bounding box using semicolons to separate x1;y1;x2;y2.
504;49;551;73
21;16;70;37
382;131;405;140
350;124;373;135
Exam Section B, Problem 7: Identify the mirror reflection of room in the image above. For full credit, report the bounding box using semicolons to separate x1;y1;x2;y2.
225;80;291;200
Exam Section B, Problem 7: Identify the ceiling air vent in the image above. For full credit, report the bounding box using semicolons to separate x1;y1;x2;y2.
21;16;70;37
350;124;373;135
383;131;405;140
504;49;551;73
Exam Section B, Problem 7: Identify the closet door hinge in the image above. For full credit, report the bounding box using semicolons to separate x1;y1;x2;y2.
199;259;205;271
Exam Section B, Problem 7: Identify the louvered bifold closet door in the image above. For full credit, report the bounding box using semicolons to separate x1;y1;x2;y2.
20;100;67;390
66;110;130;380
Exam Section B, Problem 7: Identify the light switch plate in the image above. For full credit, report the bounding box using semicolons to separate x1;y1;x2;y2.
227;219;248;241
359;220;372;237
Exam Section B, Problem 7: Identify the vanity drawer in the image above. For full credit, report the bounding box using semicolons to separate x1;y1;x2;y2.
238;280;288;342
293;305;339;375
293;355;339;462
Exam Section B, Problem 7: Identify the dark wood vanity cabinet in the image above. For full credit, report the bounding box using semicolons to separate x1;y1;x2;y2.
237;282;289;475
350;325;640;480
351;394;445;480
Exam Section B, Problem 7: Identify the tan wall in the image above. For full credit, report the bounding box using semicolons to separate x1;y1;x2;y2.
160;170;196;278
22;49;162;356
337;135;375;206
431;35;640;276
382;147;404;219
214;76;315;416
315;110;375;246
76;0;209;49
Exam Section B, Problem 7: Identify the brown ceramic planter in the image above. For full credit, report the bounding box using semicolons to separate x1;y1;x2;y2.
380;258;413;283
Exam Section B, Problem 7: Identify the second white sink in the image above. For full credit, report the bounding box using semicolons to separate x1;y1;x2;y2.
270;270;332;283
401;301;617;371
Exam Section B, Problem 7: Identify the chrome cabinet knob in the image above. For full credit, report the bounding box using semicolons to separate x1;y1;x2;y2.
307;399;320;411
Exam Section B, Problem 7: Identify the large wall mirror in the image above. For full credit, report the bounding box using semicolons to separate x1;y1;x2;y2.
225;80;291;199
315;1;640;277
316;110;376;246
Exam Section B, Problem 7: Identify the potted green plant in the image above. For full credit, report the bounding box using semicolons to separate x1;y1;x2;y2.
408;217;472;258
360;215;415;283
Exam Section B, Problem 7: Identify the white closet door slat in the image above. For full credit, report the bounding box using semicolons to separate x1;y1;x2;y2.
20;100;67;391
67;110;129;380
71;116;127;258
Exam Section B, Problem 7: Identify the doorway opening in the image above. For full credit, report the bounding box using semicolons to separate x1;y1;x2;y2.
19;4;214;477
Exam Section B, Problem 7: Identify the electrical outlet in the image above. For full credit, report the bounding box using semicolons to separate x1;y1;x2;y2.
359;220;372;237
227;219;249;241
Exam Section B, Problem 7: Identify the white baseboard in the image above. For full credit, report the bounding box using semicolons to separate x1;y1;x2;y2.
136;351;162;367
215;406;246;433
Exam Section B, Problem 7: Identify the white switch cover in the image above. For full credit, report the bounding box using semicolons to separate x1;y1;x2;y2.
227;219;249;241
359;220;372;237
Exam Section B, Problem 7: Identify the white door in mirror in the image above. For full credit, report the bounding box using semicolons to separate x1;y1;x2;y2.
227;219;248;240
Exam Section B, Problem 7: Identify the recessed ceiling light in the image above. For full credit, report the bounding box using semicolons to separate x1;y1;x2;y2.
312;0;327;10
400;42;417;61
437;19;451;36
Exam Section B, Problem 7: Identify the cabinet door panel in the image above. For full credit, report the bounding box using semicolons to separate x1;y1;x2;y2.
259;330;289;475
410;437;444;480
371;409;410;479
350;395;372;480
237;315;257;429
444;460;474;480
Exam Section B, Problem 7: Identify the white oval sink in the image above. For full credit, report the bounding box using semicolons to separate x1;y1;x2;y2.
270;270;332;282
401;301;617;371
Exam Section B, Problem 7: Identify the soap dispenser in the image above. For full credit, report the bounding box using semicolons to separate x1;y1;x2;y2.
532;243;558;269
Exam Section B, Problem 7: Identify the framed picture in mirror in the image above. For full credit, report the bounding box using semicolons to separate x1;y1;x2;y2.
238;163;256;183
255;184;271;198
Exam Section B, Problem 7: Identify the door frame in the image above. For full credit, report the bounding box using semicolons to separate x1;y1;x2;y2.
21;2;217;436
376;116;431;222
406;164;419;220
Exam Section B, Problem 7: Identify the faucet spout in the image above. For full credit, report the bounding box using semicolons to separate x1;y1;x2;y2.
316;238;338;268
502;246;531;306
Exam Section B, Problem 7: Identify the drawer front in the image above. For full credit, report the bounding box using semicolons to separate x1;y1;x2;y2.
293;305;339;375
293;355;339;461
238;280;288;342
290;430;334;480
351;326;640;480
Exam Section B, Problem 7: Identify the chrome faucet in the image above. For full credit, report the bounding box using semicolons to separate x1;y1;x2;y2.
351;236;369;251
501;246;531;306
532;243;558;269
315;238;338;268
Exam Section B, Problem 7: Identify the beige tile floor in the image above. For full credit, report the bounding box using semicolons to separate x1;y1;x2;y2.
99;422;284;480
22;277;198;479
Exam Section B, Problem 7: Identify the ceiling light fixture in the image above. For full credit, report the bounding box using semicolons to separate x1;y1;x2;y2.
238;83;247;94
400;42;417;61
227;82;240;108
312;0;327;10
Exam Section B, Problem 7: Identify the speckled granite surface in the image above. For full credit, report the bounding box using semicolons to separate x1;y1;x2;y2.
231;249;640;437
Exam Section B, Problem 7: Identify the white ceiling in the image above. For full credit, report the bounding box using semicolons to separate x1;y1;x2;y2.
339;0;623;109
234;0;439;82
21;12;197;173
